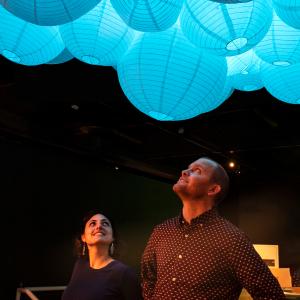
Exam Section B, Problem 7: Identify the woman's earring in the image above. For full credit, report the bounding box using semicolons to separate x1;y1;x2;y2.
82;242;86;256
109;242;114;256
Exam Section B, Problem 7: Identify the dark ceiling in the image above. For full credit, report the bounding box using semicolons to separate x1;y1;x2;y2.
1;55;300;182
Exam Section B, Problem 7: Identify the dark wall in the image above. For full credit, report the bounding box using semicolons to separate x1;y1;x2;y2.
1;138;299;299
237;174;300;271
1;138;182;299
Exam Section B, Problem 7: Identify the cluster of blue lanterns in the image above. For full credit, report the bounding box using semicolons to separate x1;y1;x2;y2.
1;0;300;121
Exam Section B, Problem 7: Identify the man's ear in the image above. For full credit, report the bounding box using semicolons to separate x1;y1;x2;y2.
208;184;221;197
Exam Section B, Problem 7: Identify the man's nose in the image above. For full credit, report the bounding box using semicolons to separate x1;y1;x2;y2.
182;169;189;176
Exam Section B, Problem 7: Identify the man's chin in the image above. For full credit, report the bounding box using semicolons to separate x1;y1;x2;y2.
173;183;181;193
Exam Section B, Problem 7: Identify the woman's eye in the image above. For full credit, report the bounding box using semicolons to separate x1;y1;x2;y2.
102;221;110;226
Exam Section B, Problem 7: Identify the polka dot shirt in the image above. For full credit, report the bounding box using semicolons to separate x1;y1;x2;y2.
141;208;285;300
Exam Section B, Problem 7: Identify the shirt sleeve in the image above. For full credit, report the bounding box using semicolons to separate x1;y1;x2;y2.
120;267;143;300
141;228;158;300
228;233;285;300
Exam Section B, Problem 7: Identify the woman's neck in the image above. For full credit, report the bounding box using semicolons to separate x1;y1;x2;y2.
88;247;114;269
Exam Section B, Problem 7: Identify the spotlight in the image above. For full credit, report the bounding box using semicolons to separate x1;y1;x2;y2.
228;161;236;169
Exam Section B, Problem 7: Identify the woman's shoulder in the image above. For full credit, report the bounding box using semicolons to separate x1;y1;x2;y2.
110;260;138;278
72;257;89;271
109;260;134;271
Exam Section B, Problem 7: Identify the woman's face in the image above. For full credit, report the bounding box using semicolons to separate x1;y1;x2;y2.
81;214;114;247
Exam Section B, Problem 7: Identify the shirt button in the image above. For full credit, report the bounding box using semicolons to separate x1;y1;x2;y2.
200;223;203;227
178;255;182;259
172;277;176;282
181;220;185;224
184;234;189;238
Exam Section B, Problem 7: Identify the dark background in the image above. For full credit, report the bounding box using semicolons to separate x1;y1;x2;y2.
1;56;300;299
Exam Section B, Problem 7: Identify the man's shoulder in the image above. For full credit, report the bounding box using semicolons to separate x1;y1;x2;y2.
153;216;180;231
214;214;250;240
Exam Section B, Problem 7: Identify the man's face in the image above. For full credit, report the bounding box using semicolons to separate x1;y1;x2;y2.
173;158;216;200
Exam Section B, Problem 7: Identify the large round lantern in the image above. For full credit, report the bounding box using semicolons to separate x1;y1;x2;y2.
261;62;300;104
117;26;228;121
273;0;300;30
0;0;101;25
110;0;184;32
47;49;73;64
209;77;234;111
210;0;253;2
254;12;300;66
60;0;135;67
0;5;64;66
180;0;273;56
227;49;263;91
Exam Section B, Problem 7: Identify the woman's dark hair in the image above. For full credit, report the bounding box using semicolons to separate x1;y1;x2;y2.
74;209;119;259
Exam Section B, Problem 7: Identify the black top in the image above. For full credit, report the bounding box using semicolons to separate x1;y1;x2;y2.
62;259;142;300
142;208;285;300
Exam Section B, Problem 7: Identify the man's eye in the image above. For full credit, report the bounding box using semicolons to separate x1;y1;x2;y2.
102;221;110;226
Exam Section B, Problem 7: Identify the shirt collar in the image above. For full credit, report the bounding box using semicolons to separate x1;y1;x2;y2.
178;206;219;227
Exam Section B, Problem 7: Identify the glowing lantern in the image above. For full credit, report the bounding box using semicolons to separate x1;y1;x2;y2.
227;49;263;91
206;76;234;111
110;0;184;32
273;0;300;30
47;49;73;64
0;5;64;66
180;0;272;56
211;0;252;2
254;12;300;66
261;62;300;104
117;26;228;121
60;0;135;67
0;0;100;25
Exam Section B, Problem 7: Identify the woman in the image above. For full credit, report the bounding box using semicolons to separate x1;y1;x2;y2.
62;210;142;300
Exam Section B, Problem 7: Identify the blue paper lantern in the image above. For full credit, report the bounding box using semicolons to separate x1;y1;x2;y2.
210;0;252;2
117;26;228;121
110;0;184;32
208;77;234;111
47;48;73;64
261;62;300;104
254;12;300;66
0;5;65;66
0;37;3;54
273;0;300;30
0;0;101;25
227;49;263;91
180;0;273;56
59;0;135;67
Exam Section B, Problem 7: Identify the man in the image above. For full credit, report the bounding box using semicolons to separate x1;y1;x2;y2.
141;157;285;299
